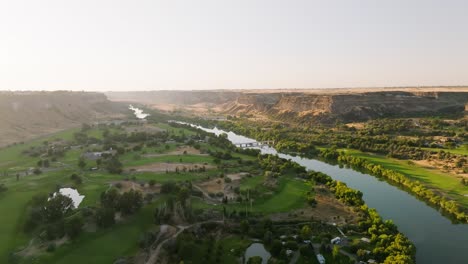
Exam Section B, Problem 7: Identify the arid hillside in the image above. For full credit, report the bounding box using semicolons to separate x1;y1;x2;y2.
0;91;127;147
106;87;468;123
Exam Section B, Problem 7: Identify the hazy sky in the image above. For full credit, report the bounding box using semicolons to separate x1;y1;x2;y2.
1;0;467;91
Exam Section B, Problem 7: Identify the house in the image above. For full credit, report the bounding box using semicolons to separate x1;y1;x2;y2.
361;237;371;243
82;149;116;160
316;254;326;264
331;237;341;244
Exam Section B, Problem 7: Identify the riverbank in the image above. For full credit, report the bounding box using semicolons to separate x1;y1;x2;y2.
185;122;468;263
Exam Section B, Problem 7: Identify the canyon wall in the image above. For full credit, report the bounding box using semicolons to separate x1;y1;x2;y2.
0;91;127;147
106;88;468;123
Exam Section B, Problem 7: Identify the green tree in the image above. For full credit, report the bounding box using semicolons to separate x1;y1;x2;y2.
332;245;340;259
119;190;143;215
64;214;84;239
78;158;86;169
96;207;115;228
300;225;312;240
247;256;262;264
44;194;73;222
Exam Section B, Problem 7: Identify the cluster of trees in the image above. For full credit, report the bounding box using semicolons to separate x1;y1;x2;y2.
97;188;143;227
24;193;84;240
258;154;306;175
308;170;416;263
327;151;468;223
274;140;320;156
102;156;123;174
216;116;465;163
23;141;68;159
155;181;194;224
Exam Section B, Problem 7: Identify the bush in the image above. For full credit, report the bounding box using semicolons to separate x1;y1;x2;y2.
46;243;56;252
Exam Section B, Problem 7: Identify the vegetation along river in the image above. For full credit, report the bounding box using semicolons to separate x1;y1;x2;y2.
184;123;468;264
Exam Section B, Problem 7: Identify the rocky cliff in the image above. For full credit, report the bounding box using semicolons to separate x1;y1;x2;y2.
105;88;468;123
0;91;126;147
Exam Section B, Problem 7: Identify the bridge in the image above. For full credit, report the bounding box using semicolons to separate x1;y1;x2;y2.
234;140;275;148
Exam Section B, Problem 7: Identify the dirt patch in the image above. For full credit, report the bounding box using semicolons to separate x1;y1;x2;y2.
195;173;246;200
413;159;468;178
198;178;225;194
345;122;366;130
128;162;214;173
111;180;161;193
226;172;249;181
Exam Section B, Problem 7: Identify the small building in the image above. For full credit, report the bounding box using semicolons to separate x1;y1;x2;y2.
331;237;341;244
361;237;371;243
316;254;326;264
82;149;116;160
367;259;377;264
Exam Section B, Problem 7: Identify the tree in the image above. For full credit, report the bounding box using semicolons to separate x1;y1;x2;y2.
300;225;312;240
263;230;273;245
332;245;340;259
119;190;143;215
64;214;84;239
44;194;73;222
100;188;121;209
177;187;190;208
78;158;86;169
105;156;123;174
240;220;249;234
247;256;262;264
96;207;115;227
149;179;156;187
270;240;283;257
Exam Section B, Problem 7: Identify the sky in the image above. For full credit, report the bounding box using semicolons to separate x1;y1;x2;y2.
1;0;468;91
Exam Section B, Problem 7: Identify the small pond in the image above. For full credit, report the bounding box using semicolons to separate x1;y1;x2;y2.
244;243;271;264
54;188;85;208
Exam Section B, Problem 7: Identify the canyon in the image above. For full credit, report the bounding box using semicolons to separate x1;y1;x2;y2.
106;87;468;123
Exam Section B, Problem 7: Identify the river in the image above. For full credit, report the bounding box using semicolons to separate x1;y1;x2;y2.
183;122;468;264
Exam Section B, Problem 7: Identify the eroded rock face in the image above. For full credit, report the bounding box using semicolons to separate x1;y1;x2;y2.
105;88;468;123
223;91;468;122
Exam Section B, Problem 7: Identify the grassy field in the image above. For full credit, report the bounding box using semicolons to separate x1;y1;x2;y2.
422;145;468;156
342;149;468;207
196;177;310;214
27;203;159;264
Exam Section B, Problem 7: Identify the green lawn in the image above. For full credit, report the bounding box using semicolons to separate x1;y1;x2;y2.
252;178;309;213
240;175;265;191
197;177;310;214
422;145;468;156
343;149;468;207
